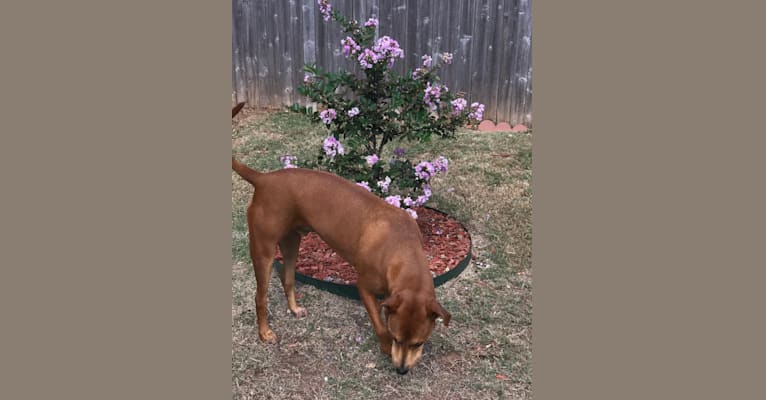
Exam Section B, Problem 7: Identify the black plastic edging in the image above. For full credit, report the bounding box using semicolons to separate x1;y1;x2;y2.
272;207;472;300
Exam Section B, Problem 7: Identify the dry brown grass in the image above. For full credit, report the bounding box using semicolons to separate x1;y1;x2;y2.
231;109;532;399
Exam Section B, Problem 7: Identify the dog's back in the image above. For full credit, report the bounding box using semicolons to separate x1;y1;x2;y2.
240;166;418;267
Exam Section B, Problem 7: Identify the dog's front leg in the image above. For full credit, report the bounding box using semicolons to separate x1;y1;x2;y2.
358;287;392;355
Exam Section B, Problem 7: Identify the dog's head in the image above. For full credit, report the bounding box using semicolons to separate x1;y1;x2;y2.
382;291;451;374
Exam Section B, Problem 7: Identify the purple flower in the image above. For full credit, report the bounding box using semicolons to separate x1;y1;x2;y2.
318;0;332;21
415;161;436;181
468;102;485;121
393;147;407;157
364;18;379;27
356;36;405;69
373;36;404;68
358;48;380;69
412;68;425;80
423;82;443;110
415;185;432;206
405;208;418;219
323;136;345;158
403;197;415;207
341;37;361;57
365;154;379;166
441;52;453;65
385;195;402;208
433;156;449;173
347;107;360;117
303;74;314;84
373;36;403;57
421;54;432;68
279;154;298;169
320;108;337;125
376;176;392;193
450;98;467;115
356;181;372;191
423;185;432;197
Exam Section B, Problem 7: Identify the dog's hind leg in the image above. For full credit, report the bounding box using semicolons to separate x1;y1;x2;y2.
250;238;279;344
278;231;307;318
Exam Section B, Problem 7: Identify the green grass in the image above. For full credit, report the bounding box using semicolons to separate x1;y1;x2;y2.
231;109;532;399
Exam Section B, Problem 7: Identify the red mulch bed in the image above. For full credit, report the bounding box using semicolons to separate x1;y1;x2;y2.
275;207;470;285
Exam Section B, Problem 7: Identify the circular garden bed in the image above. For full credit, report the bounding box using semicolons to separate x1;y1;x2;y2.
274;207;471;300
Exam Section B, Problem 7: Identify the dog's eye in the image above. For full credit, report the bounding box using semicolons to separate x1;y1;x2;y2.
411;342;424;348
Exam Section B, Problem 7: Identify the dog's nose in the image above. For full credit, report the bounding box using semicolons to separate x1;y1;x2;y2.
396;366;409;375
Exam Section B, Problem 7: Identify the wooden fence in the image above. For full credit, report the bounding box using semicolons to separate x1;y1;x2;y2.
232;0;531;126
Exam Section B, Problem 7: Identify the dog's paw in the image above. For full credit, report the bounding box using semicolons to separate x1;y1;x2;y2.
290;306;308;318
259;329;278;344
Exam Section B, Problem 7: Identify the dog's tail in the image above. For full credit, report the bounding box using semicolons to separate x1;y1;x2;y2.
231;103;257;185
232;157;260;186
232;102;246;118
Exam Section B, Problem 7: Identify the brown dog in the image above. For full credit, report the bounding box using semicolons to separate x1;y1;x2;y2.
232;104;450;374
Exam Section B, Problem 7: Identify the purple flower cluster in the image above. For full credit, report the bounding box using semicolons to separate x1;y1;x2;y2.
374;36;404;59
320;108;337;125
378;183;434;219
322;136;345;158
303;73;314;84
421;54;432;68
376;176;391;193
417;185;432;205
441;52;453;65
341;36;361;57
468;102;485;121
358;36;404;69
347;107;360;117
407;185;431;207
317;0;332;21
415;155;449;181
356;181;372;191
365;154;379;166
424;82;447;110
415;161;436;180
364;18;378;27
393;147;406;157
357;48;380;69
385;195;418;219
385;195;402;208
433;156;449;173
450;98;467;115
279;154;298;169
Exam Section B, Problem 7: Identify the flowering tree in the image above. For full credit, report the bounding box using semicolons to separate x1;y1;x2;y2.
289;0;485;219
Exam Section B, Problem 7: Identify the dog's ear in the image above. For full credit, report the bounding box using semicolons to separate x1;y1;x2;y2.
232;102;246;118
381;293;402;313
429;299;451;327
